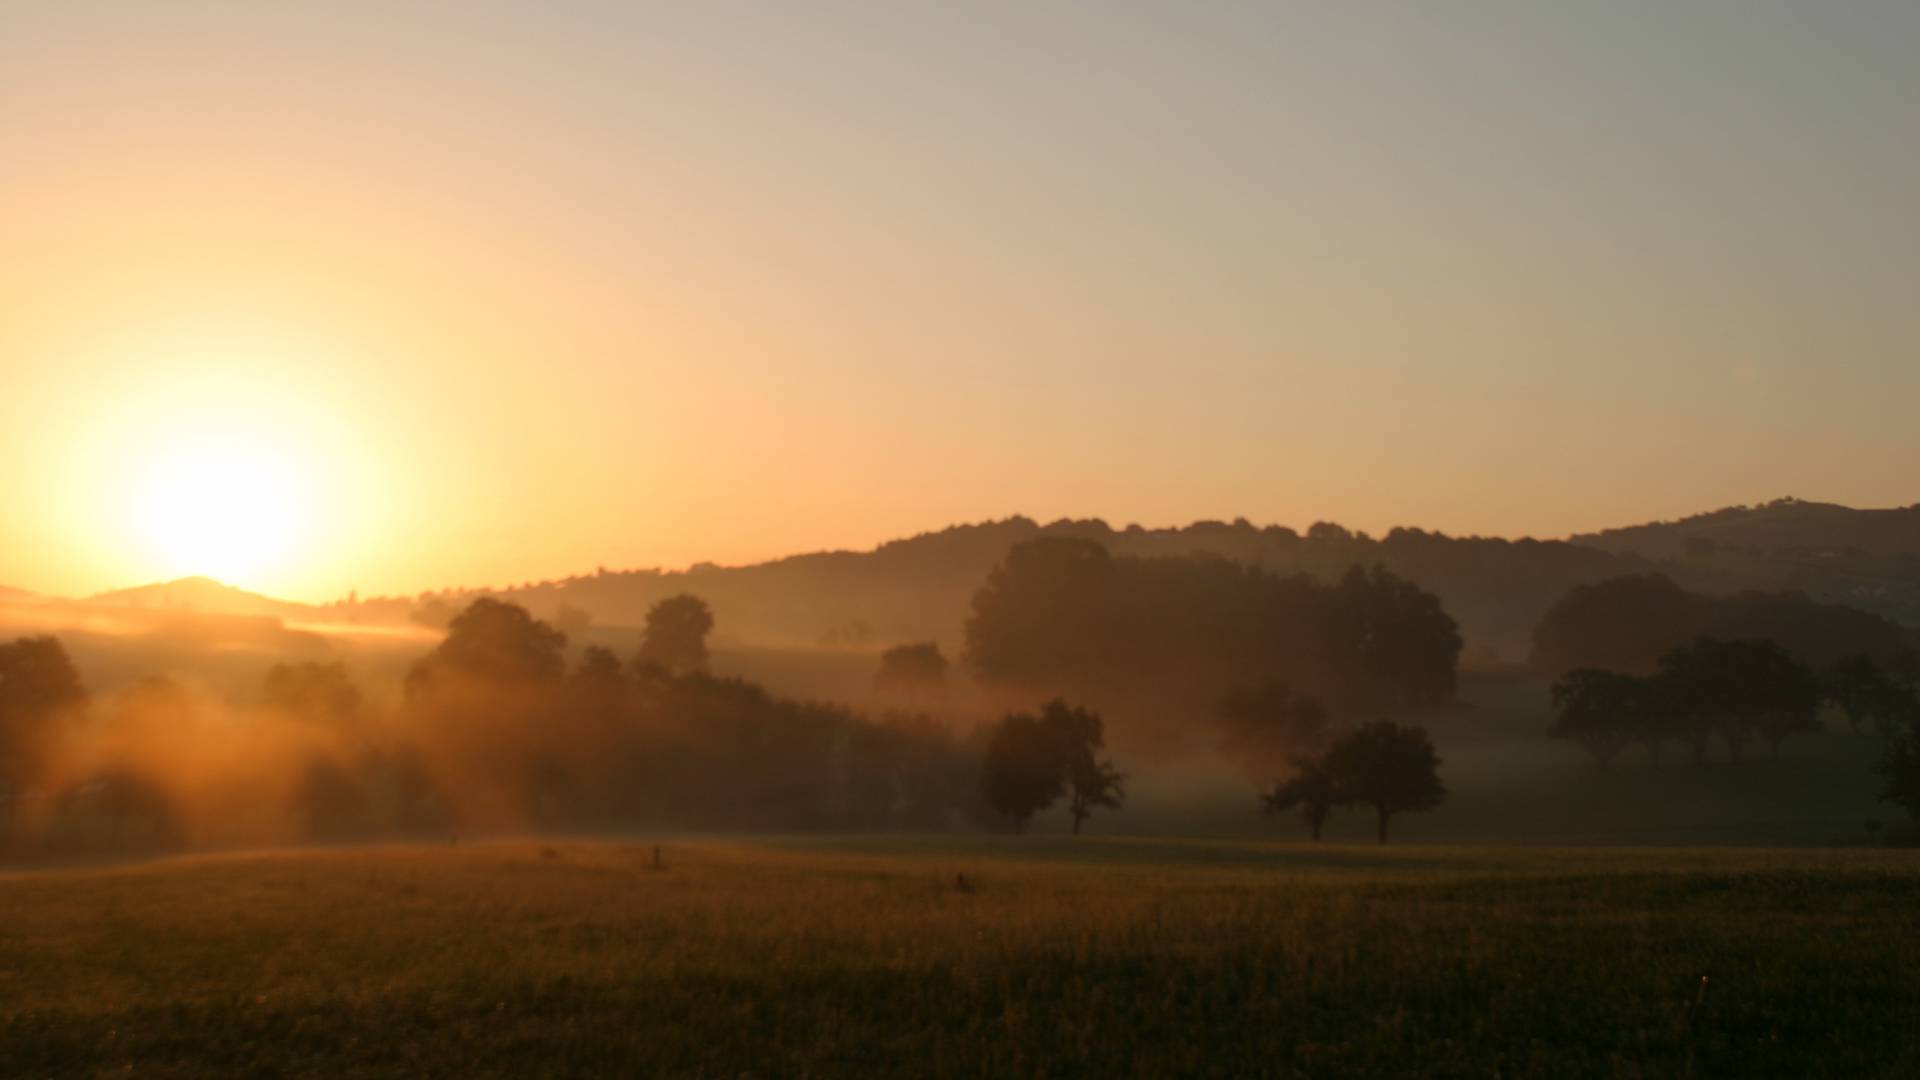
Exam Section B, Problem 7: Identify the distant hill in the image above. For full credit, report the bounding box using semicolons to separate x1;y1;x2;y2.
330;518;1673;663
87;576;318;621
44;500;1915;667
1573;498;1920;626
1575;497;1920;559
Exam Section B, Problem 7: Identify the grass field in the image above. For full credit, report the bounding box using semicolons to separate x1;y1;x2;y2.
4;837;1918;1077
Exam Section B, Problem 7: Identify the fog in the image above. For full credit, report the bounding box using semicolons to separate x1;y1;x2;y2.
1;512;1914;861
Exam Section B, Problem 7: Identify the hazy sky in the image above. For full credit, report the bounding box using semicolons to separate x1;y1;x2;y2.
4;2;1917;601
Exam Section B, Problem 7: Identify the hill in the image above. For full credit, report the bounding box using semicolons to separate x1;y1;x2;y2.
1576;497;1920;558
1575;497;1920;625
318;504;1920;663
21;500;1913;666
86;576;318;620
333;518;1668;662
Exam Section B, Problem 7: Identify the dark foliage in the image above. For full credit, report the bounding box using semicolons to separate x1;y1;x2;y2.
406;596;568;695
1550;638;1827;766
1323;721;1446;844
1262;755;1340;840
965;541;1461;723
1215;680;1329;784
979;699;1124;834
874;642;949;701
1531;573;1910;679
637;594;715;676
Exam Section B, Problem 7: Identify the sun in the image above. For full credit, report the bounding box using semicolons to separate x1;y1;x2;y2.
132;434;307;587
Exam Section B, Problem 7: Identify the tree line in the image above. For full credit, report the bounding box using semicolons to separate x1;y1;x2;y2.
965;538;1461;723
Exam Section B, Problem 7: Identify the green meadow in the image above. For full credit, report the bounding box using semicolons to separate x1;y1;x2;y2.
3;837;1917;1077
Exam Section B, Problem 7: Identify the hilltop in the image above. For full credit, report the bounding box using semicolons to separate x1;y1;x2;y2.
9;500;1913;665
1575;497;1920;559
87;576;318;620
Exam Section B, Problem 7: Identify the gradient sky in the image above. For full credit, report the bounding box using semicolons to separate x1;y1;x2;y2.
4;2;1917;602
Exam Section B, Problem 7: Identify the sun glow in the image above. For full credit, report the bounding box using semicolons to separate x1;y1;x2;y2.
43;357;385;600
133;436;307;586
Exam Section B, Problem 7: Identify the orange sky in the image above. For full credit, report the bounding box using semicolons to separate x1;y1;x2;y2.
3;3;1916;602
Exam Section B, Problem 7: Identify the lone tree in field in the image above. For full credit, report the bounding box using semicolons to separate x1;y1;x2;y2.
637;594;714;676
1325;720;1445;844
979;710;1066;831
1040;699;1124;835
1263;755;1340;841
874;642;949;702
980;698;1125;834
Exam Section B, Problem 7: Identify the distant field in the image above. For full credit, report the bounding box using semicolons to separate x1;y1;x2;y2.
4;838;1918;1077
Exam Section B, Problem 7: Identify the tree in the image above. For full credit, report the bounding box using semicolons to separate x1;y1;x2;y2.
567;646;628;719
1041;699;1124;835
1324;565;1462;710
552;603;593;639
1325;721;1446;844
1823;655;1915;736
1549;669;1639;767
1215;681;1329;783
0;635;87;833
1736;641;1822;759
978;698;1124;834
263;661;363;725
1658;638;1821;762
1263;755;1340;840
964;538;1120;688
1879;716;1920;820
1530;574;1704;679
978;711;1064;832
638;594;714;676
874;643;949;702
406;597;568;694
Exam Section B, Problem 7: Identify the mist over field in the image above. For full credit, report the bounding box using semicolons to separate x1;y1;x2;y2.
8;1;1920;1073
2;498;1915;860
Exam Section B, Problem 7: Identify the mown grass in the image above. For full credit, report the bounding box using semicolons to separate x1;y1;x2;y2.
2;838;1917;1077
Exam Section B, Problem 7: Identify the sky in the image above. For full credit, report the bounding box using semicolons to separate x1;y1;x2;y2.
3;1;1917;602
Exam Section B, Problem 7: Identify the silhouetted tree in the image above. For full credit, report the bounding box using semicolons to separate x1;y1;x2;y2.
1532;574;1908;682
1531;574;1704;678
1215;680;1329;783
1880;716;1920;820
1736;642;1823;759
965;538;1120;688
874;642;949;702
637;594;714;676
1040;699;1124;835
566;646;628;720
0;635;87;836
409;595;458;631
1324;565;1462;710
1823;655;1916;736
406;597;567;694
1263;755;1340;840
1658;638;1821;762
263;661;363;726
979;711;1066;832
1325;721;1446;844
552;603;593;639
964;541;1460;729
1549;669;1640;767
